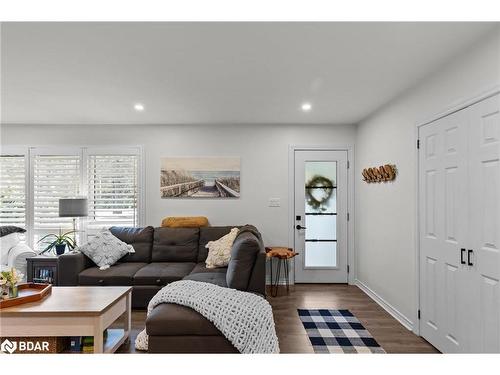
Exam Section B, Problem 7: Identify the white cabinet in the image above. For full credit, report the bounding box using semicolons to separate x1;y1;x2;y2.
419;93;500;353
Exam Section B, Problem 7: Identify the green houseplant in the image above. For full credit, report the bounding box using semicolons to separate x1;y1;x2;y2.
38;229;78;255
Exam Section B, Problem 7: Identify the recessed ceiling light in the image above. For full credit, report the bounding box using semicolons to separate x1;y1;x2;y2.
134;103;145;112
301;102;312;112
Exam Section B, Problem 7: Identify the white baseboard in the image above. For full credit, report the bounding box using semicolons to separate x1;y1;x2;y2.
355;279;414;331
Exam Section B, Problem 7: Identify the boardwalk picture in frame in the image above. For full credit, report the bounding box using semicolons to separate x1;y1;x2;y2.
160;157;240;198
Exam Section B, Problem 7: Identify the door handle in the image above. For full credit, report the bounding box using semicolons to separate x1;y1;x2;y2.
467;249;474;266
460;248;466;265
296;225;306;230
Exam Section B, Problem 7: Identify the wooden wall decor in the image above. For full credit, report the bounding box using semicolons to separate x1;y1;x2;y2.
362;164;397;183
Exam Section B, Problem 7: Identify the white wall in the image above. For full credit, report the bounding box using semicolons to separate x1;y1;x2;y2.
355;27;500;329
0;123;355;247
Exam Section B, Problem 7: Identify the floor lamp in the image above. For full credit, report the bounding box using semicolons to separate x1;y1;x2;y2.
59;198;88;246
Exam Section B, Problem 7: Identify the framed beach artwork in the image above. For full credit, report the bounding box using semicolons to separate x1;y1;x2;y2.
160;157;240;198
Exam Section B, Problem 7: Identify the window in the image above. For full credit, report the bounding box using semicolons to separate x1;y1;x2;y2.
0;154;26;229
87;154;138;229
0;146;142;248
32;154;82;244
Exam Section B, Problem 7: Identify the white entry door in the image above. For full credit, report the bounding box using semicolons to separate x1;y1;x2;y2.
419;92;500;353
294;150;348;283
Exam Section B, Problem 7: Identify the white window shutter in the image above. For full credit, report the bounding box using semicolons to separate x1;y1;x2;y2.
87;154;138;229
33;155;81;231
0;155;26;227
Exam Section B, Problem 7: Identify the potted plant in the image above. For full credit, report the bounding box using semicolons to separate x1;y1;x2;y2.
1;267;24;298
0;272;8;299
38;229;78;255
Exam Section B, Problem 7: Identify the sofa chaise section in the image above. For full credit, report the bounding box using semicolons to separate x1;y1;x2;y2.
146;303;238;353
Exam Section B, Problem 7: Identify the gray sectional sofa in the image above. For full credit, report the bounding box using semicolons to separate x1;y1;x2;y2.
58;225;266;309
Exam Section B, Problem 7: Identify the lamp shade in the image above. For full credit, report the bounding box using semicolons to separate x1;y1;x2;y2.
59;198;88;217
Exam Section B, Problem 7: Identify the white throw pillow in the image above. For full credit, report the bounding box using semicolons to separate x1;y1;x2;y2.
78;229;135;270
205;228;239;269
0;232;21;266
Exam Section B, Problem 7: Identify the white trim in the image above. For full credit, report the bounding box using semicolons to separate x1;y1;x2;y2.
413;120;421;335
0;146;30;246
85;146;142;156
136;146;146;227
29;146;82;156
288;144;355;285
0;146;29;155
355;279;414;331
414;86;500;338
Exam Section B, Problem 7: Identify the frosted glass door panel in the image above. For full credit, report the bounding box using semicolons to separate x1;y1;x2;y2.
305;161;337;214
305;215;337;240
304;161;337;268
305;242;337;268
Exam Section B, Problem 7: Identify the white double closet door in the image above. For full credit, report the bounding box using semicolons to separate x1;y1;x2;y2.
419;93;500;353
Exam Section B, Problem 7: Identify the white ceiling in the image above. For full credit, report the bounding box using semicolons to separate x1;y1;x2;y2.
1;22;496;125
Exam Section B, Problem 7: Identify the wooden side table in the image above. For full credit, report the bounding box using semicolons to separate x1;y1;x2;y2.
265;247;298;297
27;256;59;285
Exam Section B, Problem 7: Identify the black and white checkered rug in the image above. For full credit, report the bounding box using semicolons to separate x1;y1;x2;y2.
298;309;386;353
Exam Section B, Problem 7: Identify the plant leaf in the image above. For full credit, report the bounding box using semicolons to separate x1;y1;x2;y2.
43;240;57;252
37;234;57;243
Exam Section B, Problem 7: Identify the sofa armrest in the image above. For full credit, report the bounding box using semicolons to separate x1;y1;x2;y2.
246;252;266;297
57;252;91;286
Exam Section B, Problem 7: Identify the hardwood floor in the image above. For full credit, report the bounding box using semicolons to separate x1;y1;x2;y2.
116;284;438;354
268;284;438;353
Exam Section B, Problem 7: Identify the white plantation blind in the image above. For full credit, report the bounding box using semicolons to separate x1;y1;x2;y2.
33;155;81;230
0;155;26;227
87;154;138;229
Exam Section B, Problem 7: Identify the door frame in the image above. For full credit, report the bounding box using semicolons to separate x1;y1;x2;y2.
414;85;500;336
288;144;355;285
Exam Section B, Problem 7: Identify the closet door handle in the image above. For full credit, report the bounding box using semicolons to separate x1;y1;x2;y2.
460;248;466;265
467;249;474;266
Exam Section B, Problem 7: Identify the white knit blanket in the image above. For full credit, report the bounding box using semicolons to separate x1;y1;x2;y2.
135;280;280;353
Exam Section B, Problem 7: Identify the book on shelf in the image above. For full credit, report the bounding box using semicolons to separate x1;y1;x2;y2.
69;330;108;353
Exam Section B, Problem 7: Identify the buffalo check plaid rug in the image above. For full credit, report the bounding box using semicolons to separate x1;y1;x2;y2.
298;309;386;353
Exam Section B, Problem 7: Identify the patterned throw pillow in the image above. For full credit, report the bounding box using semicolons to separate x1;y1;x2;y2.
78;229;135;270
205;228;239;269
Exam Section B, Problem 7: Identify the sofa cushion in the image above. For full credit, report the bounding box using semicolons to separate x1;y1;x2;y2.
226;232;262;290
110;226;154;263
79;262;147;286
147;303;222;336
197;226;235;263
152;227;199;262
133;262;196;286
183;272;227;288
190;262;227;275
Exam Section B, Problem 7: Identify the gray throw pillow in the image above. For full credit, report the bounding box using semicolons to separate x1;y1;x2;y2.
78;229;135;270
0;226;26;238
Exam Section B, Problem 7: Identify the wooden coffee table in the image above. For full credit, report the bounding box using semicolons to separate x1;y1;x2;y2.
0;286;131;353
